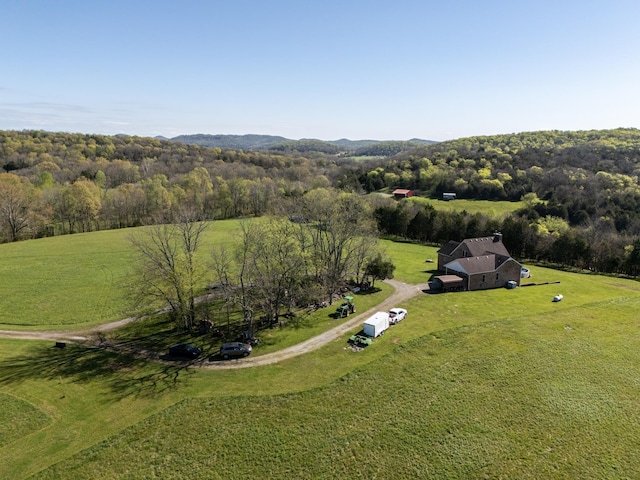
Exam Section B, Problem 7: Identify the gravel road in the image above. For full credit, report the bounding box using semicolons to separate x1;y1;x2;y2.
0;280;429;369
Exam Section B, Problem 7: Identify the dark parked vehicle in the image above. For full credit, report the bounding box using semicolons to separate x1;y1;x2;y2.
219;342;252;360
168;343;202;359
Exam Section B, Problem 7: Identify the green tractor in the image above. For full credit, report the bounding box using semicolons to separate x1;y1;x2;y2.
335;296;356;318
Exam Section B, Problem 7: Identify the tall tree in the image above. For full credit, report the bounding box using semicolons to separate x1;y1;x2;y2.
295;189;378;304
243;218;307;323
60;178;101;232
0;173;37;241
130;209;208;330
364;252;396;288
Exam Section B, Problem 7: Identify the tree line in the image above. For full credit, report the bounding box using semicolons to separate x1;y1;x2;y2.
0;130;353;241
373;198;640;277
2;128;640;279
358;128;640;236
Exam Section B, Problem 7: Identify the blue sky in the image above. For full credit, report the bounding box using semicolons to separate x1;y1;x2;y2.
2;1;639;141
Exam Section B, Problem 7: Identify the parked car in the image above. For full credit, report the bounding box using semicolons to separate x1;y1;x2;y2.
521;267;531;278
219;342;252;360
168;343;202;359
388;308;407;325
553;294;563;302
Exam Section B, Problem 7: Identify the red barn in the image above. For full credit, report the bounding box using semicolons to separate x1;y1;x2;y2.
392;189;414;199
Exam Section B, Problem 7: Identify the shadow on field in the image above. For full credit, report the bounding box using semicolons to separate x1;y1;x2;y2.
0;341;197;399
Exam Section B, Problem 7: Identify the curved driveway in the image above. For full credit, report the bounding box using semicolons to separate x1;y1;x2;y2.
0;280;429;369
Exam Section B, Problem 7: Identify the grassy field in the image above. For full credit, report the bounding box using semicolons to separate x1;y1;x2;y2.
409;197;525;217
0;222;244;330
0;219;432;331
0;229;136;329
2;223;640;478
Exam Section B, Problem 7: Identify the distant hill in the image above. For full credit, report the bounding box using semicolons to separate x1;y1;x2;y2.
170;134;289;150
353;140;438;157
168;134;437;152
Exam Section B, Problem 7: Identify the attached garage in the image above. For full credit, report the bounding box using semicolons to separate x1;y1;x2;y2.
432;274;465;292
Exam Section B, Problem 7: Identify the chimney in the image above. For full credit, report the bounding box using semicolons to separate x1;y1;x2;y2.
493;232;502;243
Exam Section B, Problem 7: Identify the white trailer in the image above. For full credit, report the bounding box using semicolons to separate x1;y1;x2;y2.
363;311;390;338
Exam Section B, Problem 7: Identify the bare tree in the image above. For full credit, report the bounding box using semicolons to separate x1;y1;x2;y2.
130;210;208;330
0;173;37;241
245;218;307;323
210;245;234;334
234;221;259;339
295;189;378;304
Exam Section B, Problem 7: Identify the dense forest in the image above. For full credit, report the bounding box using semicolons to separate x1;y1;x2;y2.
2;128;640;277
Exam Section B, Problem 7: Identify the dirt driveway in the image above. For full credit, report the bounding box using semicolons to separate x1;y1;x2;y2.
0;280;429;369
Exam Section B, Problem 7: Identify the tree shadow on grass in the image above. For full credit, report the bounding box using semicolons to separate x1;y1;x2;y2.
354;287;382;296
0;341;198;400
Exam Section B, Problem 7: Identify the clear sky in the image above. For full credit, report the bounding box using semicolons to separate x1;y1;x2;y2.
2;0;639;141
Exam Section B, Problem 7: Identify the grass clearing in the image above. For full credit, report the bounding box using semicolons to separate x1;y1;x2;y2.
0;229;137;328
380;239;440;284
0;391;51;449
0;221;243;330
21;286;640;479
409;197;524;217
2;226;640;478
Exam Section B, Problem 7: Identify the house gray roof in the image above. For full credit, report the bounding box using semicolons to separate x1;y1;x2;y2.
438;240;460;256
462;236;510;257
437;235;510;257
445;254;515;275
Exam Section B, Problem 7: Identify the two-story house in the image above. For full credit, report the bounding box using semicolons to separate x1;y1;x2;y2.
434;233;522;291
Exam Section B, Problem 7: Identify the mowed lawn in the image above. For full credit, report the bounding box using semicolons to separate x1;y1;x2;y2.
0;202;512;330
0;228;138;329
409;196;525;217
1;247;640;478
0;222;243;329
0;218;433;330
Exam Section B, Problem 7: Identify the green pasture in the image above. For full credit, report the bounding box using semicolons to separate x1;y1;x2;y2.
381;239;440;284
0;219;427;331
409;196;524;217
0;222;243;330
1;236;640;478
2;224;640;478
0;228;138;329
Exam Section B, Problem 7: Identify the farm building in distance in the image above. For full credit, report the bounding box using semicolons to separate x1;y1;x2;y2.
442;192;456;200
434;233;522;291
392;189;414;199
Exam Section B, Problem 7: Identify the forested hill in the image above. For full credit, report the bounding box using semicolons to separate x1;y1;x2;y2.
2;128;640;263
168;133;436;152
416;128;640;171
361;128;640;198
362;128;640;253
169;133;289;149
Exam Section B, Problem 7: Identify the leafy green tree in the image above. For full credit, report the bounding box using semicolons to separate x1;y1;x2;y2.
623;239;640;277
364;252;396;288
141;174;172;221
182;167;214;218
59;178;101;233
